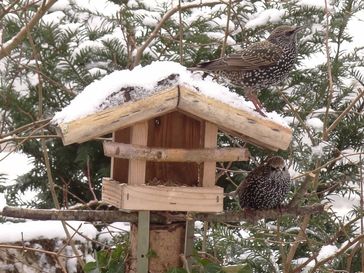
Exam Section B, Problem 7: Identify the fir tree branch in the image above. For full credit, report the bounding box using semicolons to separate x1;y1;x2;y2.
284;215;311;272
178;0;184;64
0;135;60;144
132;0;239;67
322;0;335;141
0;0;57;59
278;90;315;144
0;118;51;139
293;151;364;180
220;0;232;58
0;243;81;259
326;88;364;134
308;234;364;273
26;28;85;267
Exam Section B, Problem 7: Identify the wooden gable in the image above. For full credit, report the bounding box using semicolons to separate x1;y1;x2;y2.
56;85;292;151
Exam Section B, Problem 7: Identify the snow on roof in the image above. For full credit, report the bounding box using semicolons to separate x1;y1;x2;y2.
52;61;288;127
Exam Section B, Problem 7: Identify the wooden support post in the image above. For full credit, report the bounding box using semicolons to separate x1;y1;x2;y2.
129;122;148;185
184;220;194;271
129;121;149;273
136;211;150;273
202;122;218;187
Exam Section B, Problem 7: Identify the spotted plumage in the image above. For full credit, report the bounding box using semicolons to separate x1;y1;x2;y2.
192;25;303;115
236;156;290;209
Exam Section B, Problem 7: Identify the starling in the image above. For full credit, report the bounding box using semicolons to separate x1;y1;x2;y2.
236;156;290;209
192;25;303;116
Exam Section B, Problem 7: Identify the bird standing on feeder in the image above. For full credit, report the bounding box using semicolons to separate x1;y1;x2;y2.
191;25;303;116
236;156;290;209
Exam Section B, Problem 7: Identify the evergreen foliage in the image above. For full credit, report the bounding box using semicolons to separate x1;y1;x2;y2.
1;0;364;272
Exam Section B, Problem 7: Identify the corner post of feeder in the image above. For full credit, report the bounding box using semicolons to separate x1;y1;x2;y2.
202;121;218;187
129;121;149;273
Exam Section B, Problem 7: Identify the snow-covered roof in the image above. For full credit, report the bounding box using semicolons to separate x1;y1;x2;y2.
53;61;292;151
53;61;286;125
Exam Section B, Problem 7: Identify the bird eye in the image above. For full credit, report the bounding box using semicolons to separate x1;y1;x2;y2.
285;30;295;36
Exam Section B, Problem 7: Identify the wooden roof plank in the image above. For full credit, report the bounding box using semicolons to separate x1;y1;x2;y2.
177;87;292;151
58;87;179;145
57;85;292;151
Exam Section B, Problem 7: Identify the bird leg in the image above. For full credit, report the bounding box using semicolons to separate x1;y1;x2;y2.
245;88;266;117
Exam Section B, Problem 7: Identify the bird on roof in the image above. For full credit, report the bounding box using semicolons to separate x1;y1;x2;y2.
236;156;290;209
191;25;303;116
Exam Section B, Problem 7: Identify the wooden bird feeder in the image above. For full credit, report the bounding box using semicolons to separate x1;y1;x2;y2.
56;76;292;272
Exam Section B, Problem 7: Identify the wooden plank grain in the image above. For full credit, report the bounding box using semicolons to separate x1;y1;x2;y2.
121;184;223;212
59;87;179;145
128;121;148;185
103;142;250;162
202;122;218;187
177;87;292;151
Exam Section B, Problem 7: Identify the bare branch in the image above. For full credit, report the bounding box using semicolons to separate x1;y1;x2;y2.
0;243;81;259
2;204;326;224
322;0;334;141
0;0;57;59
326;88;364;134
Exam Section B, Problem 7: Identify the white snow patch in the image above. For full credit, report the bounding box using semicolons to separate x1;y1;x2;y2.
98;222;130;242
306;117;323;132
42;11;66;25
284;116;299;126
205;32;236;45
311;141;329;157
317;244;338;261
0;152;33;184
88;67;107;76
0;193;6;212
66;245;78;273
238;228;249;239
299;52;326;69
73;0;120;17
345;10;364;50
296;0;326;9
52;61;288;127
0;221;97;243
71;40;104;59
329;193;359;218
245;9;286;29
292;257;314;272
195;221;204;229
49;0;70;12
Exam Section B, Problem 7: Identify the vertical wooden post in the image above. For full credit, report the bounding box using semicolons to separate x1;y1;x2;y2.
202;122;218;187
184;220;194;270
129;121;148;185
129;121;149;273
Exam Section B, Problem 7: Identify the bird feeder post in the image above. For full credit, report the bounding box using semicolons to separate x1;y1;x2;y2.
129;121;149;273
202;122;218;187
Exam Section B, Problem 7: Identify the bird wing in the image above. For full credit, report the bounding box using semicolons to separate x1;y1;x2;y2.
197;41;282;71
236;164;268;194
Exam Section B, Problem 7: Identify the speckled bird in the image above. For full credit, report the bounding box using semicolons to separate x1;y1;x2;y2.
236;156;290;209
192;25;303;116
